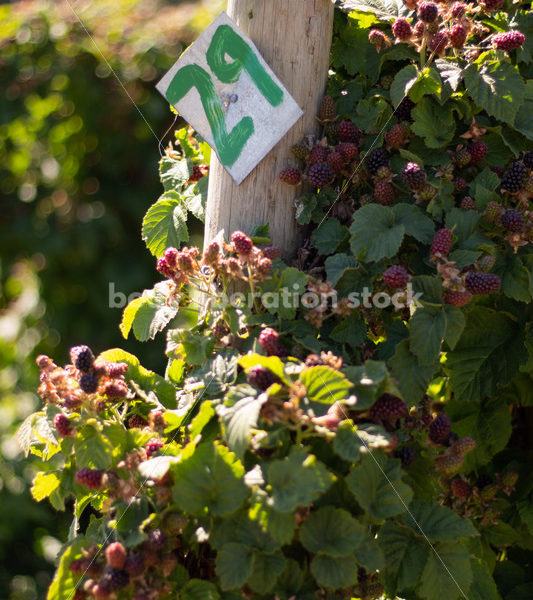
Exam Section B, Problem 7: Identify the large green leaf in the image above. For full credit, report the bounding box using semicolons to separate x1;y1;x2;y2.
311;218;348;255
141;191;188;258
333;422;391;462
338;0;409;19
409;307;446;366
218;395;265;460
464;59;525;126
389;339;437;404
247;551;286;593
402;501;478;543
74;426;114;469
181;580;220;600
346;452;413;520
31;471;61;502
46;540;87;600
216;543;253;590
468;559;501;600
267;447;334;513
159;156;192;191
411;97;456;148
390;65;419;108
300;506;366;556
392;203;435;244
350;204;405;262
419;542;473;600
300;366;353;404
310;554;358;590
343;360;388;409
172;442;249;517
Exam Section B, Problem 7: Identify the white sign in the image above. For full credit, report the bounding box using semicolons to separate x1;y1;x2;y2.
156;12;303;184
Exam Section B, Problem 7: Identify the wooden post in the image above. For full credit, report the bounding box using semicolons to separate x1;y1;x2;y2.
205;0;334;258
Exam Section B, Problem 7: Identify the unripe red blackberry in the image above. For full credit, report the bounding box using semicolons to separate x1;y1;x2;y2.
337;142;358;161
374;181;395;205
484;201;503;222
247;365;278;390
309;145;329;164
477;254;496;272
368;29;391;51
430;228;453;259
451;478;471;499
70;557;90;574
257;257;272;276
327;151;345;173
385;123;407;148
124;553;145;577
338;120;361;143
392;17;412;40
454;177;468;192
493;31;525;51
54;413;74;437
524;151;533;170
259;327;286;357
101;568;130;591
369;394;408;421
459;194;479;214
308;162;334;188
468;141;487;165
436;453;463;475
366;148;388;175
395;446;416;466
291;143;309;160
145;438;164;458
279;167;301;185
454;147;471;167
418;1;438;22
103;380;128;399
480;0;503;10
75;467;103;489
444;288;472;307
465;272;501;295
450;2;468;19
231;231;253;255
189;165;206;182
501;209;524;232
319;95;337;121
79;373;98;394
105;362;128;378
263;246;281;260
105;543;127;569
383;265;410;288
428;32;449;54
428;413;451;443
402;162;426;190
450;24;467;48
70;345;95;372
451;436;476;456
395;97;415;121
128;414;148;429
92;583;111;599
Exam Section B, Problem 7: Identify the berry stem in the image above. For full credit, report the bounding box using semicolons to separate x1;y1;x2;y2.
419;36;427;69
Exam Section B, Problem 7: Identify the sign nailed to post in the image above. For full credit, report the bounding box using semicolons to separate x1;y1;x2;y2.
156;12;303;185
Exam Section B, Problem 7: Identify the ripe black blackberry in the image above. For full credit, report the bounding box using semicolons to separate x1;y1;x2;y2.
70;345;95;372
279;168;301;185
465;272;501;295
369;394;408;421
428;413;451;443
366;148;388;175
392;17;412;40
395;97;415;121
395;446;416;467
501;161;527;192
231;231;253;255
75;467;103;489
402;162;426;191
308;162;334;188
418;1;438;22
476;474;492;489
524;151;533;170
501;209;524;232
383;265;410;288
79;373;99;394
101;568;130;591
338;120;361;143
247;365;278;390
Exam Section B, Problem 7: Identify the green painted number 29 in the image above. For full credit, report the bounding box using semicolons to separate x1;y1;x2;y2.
166;25;283;168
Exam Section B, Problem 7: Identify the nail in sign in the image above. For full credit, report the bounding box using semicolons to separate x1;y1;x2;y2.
156;12;303;185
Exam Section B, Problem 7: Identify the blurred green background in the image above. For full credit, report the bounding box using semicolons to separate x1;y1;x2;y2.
0;0;222;597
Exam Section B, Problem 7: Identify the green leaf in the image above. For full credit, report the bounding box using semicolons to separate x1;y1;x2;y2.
410;275;443;305
142;191;188;258
167;328;215;366
356;95;393;132
408;67;442;103
389;339;437;404
350;204;404;262
353;537;385;571
300;366;353;404
330;312;366;348
247;551;286;593
74;427;114;469
333;422;391;462
445;307;526;403
238;354;288;385
216;543;253;590
402;501;478;542
346;452;413;520
46;539;87;600
219;395;265;459
249;494;296;546
464;59;525;126
181;579;220;600
409;307;446;366
468;559;501;600
311;218;348;255
267;447;334;513
411;97;456;148
392;203;435;244
172;442;249;516
295;194;317;225
31;471;61;502
183;175;207;222
434;58;464;93
390;65;419;108
443;305;465;350
210;509;280;553
159;156;191;191
419;542;473;600
325;253;357;287
300;506;366;556
343;361;388;409
310;554;358;590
